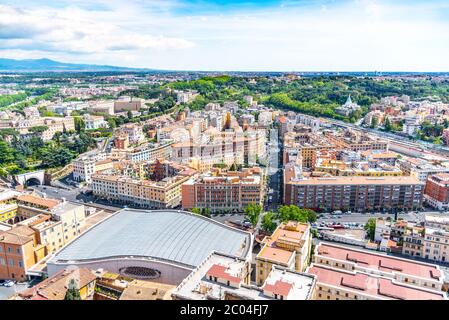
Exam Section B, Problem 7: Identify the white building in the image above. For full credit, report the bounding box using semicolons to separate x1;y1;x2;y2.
72;152;109;184
374;218;391;243
83;114;109;130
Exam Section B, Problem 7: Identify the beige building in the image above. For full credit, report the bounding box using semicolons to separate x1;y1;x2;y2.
423;215;449;263
91;173;192;209
256;221;312;286
18;201;86;255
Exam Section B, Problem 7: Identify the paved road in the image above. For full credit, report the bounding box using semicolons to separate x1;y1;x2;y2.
266;128;282;211
31;185;84;203
0;281;33;300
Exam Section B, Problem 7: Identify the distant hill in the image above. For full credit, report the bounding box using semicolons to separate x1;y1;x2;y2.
0;58;153;72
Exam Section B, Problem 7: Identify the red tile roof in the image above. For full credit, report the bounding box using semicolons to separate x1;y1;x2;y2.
263;280;293;297
17;194;60;210
308;265;445;300
206;264;241;284
317;243;441;280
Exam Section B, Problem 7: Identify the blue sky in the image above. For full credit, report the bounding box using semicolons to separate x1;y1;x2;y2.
0;0;449;71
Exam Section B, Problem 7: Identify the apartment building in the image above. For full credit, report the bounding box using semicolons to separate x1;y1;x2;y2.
307;242;447;300
111;141;172;163
0;226;45;281
325;129;389;152
18;200;86;254
398;157;449;182
181;167;263;212
116;123;144;145
91;171;193;209
423;215;449;263
83;114;109;130
41;117;75;141
171;134;245;172
402;226;425;258
15;194;61;219
255;221;312;286
284;176;424;212
424;173;449;210
113;98;142;112
73;153;111;184
374;218;391;242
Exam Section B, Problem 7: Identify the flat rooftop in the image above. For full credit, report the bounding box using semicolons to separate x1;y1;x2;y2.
257;222;309;265
308;264;446;300
50;209;252;268
173;253;315;300
316;243;442;281
288;175;423;186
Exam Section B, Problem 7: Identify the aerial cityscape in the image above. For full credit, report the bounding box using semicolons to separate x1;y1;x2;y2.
0;0;449;306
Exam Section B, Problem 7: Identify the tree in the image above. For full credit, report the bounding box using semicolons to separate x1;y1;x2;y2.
229;162;237;171
0;140;15;164
74;117;85;133
29;126;48;134
244;204;262;227
107;117;117;129
127;110;133;120
41;146;74;168
261;212;277;234
276;205;316;223
191;208;201;215
201;208;211;218
364;218;376;241
64;279;81;300
370;117;378;129
384;117;392;131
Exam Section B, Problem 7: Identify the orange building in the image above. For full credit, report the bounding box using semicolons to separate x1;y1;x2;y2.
0;225;45;281
181;167;263;212
424;173;449;210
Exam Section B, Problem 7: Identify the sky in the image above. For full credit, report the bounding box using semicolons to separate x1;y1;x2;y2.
0;0;449;71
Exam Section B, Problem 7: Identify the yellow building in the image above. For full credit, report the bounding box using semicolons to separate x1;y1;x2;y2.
255;221;312;286
0;203;18;224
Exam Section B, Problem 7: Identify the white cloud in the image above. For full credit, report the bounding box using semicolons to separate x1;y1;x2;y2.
0;4;195;56
0;1;448;71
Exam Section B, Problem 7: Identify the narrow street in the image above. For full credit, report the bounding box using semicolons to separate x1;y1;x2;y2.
266;127;282;212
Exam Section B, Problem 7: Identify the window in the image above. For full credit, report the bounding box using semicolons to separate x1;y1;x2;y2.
18;261;23;268
9;259;14;266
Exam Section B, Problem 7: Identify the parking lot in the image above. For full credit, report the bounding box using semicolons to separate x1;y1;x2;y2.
315;209;443;227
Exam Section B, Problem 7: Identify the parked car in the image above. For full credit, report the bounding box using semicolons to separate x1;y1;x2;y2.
0;280;5;286
3;280;14;287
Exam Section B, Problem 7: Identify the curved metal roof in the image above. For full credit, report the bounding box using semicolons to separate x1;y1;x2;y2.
52;209;252;268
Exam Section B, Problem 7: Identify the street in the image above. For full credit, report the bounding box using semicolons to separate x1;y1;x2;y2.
266;128;282;211
0;281;36;300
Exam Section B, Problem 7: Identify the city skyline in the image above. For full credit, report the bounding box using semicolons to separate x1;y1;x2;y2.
1;0;449;72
